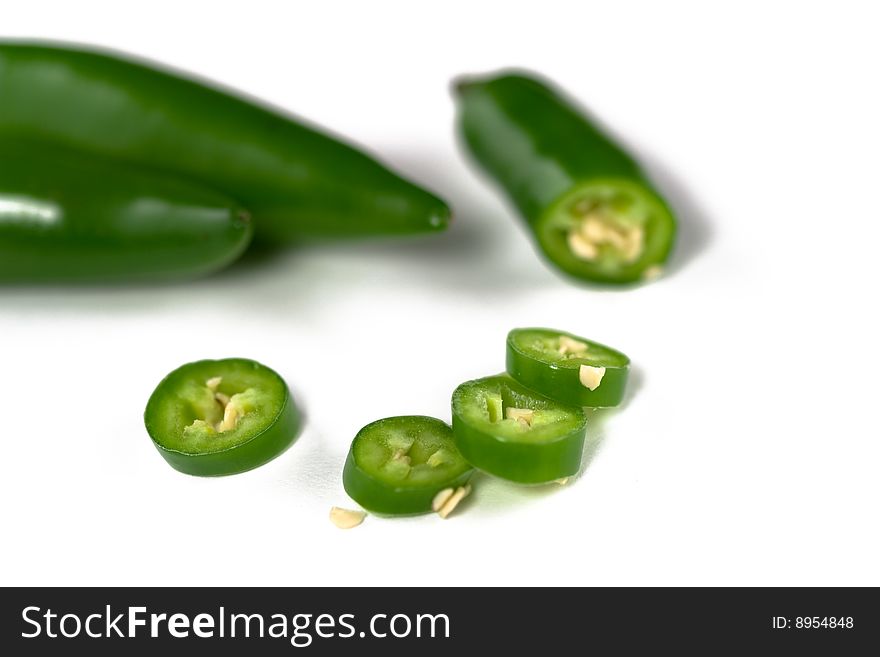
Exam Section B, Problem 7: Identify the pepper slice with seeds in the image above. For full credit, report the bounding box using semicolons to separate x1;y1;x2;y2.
454;71;676;285
506;328;630;408
144;358;300;476
451;375;588;484
343;416;473;516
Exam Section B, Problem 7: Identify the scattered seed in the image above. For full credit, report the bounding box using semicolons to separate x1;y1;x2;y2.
391;448;412;466
570;212;645;263
567;230;599;260
579;364;606;391
622;226;645;263
437;484;472;519
582;216;609;242
329;507;366;529
558;335;589;356
505;407;535;426
206;376;222;391
432;488;455;512
555;477;570;486
216;400;240;432
214;391;230;405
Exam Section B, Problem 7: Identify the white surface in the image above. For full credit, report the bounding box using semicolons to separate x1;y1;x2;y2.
2;0;879;586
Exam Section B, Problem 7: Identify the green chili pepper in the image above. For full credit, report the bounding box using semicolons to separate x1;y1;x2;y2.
343;416;474;516
451;374;587;484
0;42;450;243
144;358;300;476
0;139;252;282
454;71;676;284
506;328;630;408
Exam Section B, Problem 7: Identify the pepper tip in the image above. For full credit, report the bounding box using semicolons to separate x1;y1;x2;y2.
451;75;478;98
430;203;452;231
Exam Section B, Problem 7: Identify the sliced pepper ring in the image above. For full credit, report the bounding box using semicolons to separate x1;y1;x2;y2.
451;375;588;484
144;358;300;476
343;416;473;516
506;327;630;408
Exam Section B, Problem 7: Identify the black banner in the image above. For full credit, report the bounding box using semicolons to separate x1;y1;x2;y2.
1;587;876;654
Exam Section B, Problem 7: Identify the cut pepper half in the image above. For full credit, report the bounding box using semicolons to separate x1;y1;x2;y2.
343;416;473;516
144;358;300;476
537;178;675;284
455;71;676;285
451;375;587;484
506;328;630;407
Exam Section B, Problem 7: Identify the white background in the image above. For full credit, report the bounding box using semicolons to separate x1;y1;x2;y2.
2;0;878;586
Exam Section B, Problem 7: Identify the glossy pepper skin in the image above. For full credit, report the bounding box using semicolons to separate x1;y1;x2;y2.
454;71;676;284
0;139;252;282
0;42;450;243
144;358;300;476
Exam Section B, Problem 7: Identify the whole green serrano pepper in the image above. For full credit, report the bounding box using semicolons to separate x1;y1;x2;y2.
0;42;450;243
455;71;676;284
0;139;251;282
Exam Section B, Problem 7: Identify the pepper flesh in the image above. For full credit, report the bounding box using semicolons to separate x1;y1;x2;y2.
144;358;300;476
0;139;252;282
0;42;450;243
454;71;676;284
451;375;587;484
506;328;630;408
343;416;473;516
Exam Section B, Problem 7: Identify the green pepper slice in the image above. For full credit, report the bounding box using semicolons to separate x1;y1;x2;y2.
0;42;450;243
454;71;676;284
343;416;474;516
0;139;252;282
507;328;630;408
144;358;300;476
451;375;587;484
